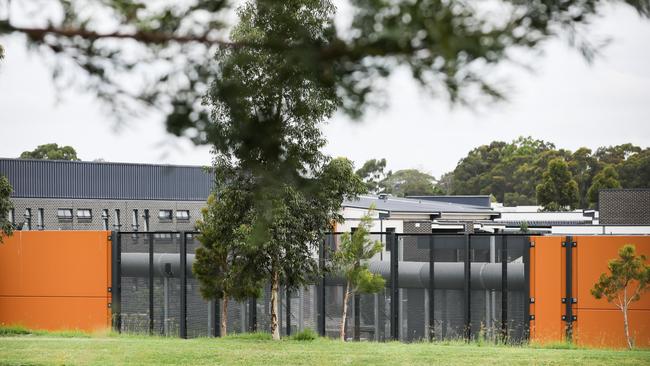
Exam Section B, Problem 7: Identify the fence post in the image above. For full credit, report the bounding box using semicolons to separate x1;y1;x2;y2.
501;235;508;342
428;235;435;341
354;293;361;341
563;235;575;342
318;236;326;336
390;232;399;341
286;288;292;336
464;234;471;342
110;231;122;333
148;232;154;335
180;232;187;339
213;299;220;337
249;297;257;333
524;236;532;341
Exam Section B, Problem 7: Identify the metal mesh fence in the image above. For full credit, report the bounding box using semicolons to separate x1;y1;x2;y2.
115;232;531;342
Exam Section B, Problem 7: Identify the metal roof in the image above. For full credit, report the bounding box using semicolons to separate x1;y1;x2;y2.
407;195;492;208
343;195;498;215
0;158;213;201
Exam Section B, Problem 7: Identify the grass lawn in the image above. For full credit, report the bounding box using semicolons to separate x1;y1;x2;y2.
1;328;649;366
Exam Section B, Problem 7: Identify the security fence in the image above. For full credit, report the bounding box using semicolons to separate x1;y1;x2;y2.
111;232;533;342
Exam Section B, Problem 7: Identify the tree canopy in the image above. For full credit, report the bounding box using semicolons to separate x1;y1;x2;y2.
536;158;579;211
0;175;13;243
19;143;80;161
2;0;649;177
448;138;650;208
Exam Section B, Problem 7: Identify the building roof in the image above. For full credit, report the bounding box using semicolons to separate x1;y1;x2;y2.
0;158;213;201
407;195;492;207
343;195;498;216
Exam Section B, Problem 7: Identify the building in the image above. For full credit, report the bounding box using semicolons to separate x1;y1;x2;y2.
0;158;212;232
599;188;650;225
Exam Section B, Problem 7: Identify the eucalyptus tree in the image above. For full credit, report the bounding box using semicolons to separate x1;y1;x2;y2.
333;210;384;341
2;0;649;173
193;159;264;336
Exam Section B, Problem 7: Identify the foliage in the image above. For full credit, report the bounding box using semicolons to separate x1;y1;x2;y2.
449;138;649;208
333;209;385;340
192;167;264;335
587;165;622;207
2;0;649;180
380;169;441;197
591;244;650;349
0;175;13;243
289;328;318;341
536;158;579;211
355;159;390;194
19;143;80;161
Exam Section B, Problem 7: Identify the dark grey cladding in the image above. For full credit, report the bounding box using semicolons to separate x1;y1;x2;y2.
0;158;213;201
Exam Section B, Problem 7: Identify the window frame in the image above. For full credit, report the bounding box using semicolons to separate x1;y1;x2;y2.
57;208;73;220
175;210;190;221
158;209;173;221
76;208;93;220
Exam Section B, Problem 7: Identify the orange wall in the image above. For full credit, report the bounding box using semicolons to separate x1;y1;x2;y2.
573;236;650;348
531;235;650;348
0;231;112;331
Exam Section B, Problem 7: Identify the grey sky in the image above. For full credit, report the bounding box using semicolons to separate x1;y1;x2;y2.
0;2;649;179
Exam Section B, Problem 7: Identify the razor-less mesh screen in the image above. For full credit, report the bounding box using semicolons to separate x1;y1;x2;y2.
117;232;529;342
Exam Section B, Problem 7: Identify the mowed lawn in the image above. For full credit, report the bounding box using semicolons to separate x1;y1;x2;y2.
1;330;649;366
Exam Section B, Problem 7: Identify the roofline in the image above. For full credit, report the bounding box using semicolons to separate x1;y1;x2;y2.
0;157;210;170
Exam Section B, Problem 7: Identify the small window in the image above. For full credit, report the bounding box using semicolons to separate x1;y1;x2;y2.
158;210;173;221
24;209;32;230
101;209;109;230
37;208;44;230
77;209;92;219
143;209;150;232
8;209;15;225
57;208;73;220
114;209;121;229
176;210;190;221
132;209;139;231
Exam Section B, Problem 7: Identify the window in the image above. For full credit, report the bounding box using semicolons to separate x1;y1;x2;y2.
132;209;139;231
24;209;32;230
8;209;14;226
176;210;190;221
77;209;92;220
158;210;173;221
114;209;121;229
101;209;109;230
143;209;150;232
37;208;44;230
57;208;73;220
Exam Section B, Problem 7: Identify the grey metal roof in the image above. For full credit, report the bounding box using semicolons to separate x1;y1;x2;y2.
0;158;213;201
343;195;498;215
407;195;492;208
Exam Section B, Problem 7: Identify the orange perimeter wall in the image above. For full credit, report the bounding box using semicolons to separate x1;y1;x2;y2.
531;235;650;348
0;231;112;332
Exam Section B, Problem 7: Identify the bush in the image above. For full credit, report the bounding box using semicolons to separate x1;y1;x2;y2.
290;328;318;341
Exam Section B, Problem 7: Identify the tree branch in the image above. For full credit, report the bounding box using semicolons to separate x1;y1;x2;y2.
2;21;240;47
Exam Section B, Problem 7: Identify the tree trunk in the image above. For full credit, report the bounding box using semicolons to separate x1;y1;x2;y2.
221;293;228;337
623;303;633;349
340;280;351;341
270;270;280;340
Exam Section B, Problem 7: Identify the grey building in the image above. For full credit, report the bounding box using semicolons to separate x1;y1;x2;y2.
599;188;650;225
0;158;212;232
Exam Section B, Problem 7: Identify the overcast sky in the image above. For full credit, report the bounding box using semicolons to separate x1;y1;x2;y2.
0;2;649;178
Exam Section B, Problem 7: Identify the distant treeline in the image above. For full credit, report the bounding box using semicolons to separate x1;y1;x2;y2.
439;137;649;208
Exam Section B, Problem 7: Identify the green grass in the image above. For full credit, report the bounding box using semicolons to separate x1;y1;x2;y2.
0;327;648;365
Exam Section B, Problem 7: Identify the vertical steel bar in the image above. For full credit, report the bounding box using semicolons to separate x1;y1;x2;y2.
464;234;471;341
318;237;326;336
565;235;574;342
214;299;220;337
354;293;361;341
390;232;399;341
523;236;531;341
180;232;187;339
501;235;508;342
148;232;154;335
286;288;292;336
111;231;122;333
428;235;435;341
249;297;257;333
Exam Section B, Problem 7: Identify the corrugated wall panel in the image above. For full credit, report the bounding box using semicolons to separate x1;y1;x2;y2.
0;159;212;201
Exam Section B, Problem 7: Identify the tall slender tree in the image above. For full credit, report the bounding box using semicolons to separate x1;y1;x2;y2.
333;209;384;341
536;158;579;211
